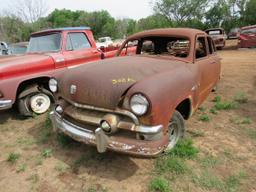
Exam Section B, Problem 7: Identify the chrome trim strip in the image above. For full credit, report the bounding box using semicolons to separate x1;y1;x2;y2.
0;100;13;110
68;100;140;125
134;125;163;134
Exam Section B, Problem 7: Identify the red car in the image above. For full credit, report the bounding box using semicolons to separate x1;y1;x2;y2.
0;27;120;116
238;25;256;48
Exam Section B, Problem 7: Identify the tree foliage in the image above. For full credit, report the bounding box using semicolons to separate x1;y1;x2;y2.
0;0;256;43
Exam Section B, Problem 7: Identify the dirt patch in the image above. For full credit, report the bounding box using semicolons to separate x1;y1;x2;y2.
0;48;256;192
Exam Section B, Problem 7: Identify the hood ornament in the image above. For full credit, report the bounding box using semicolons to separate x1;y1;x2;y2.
70;85;77;95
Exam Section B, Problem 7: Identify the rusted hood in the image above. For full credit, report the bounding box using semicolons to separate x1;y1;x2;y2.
60;56;188;109
0;54;54;79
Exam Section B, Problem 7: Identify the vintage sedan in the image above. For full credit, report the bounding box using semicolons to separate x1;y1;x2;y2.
50;28;221;156
205;28;226;50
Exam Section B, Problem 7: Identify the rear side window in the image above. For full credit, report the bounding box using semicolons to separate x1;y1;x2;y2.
207;37;214;54
196;37;207;59
66;32;91;51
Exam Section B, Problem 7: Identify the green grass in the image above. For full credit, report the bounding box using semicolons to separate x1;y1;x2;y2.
149;177;170;192
42;148;53;158
192;170;225;190
234;92;248;104
193;170;246;192
16;164;27;173
214;101;238;110
230;117;252;125
244;129;256;140
209;108;218;115
156;157;188;175
38;115;52;144
213;95;222;103
212;95;238;110
199;114;210;122
167;139;199;159
57;133;74;147
7;153;20;164
198;107;206;112
55;162;69;173
200;155;220;168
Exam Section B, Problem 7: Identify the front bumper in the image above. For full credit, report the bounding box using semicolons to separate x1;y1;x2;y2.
50;111;168;157
0;100;13;110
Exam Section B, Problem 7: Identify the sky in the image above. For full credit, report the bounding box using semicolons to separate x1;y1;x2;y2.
0;0;154;20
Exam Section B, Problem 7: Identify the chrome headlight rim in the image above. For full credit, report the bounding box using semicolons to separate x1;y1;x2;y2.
49;78;58;93
130;93;150;116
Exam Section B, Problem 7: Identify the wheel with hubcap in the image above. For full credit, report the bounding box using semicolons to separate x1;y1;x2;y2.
29;93;51;114
166;110;185;151
18;91;52;117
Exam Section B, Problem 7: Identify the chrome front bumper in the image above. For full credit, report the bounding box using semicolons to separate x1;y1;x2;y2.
50;111;167;156
0;100;13;110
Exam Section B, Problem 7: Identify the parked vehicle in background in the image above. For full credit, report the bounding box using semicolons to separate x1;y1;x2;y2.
238;25;256;48
228;28;240;39
0;27;120;116
7;42;28;55
0;42;8;55
205;28;226;50
96;37;113;48
50;28;221;156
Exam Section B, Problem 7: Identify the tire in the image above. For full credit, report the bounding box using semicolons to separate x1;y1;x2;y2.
165;110;185;151
18;92;51;116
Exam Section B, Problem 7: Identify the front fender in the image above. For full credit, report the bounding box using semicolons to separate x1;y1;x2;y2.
124;67;198;130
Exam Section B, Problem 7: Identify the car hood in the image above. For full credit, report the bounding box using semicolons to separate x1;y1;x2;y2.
60;56;188;109
0;54;54;79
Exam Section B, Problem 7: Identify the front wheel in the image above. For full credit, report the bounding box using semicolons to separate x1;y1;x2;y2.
165;110;185;150
18;91;52;116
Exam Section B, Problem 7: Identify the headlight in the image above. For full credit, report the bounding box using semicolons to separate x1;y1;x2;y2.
130;94;149;116
49;78;58;93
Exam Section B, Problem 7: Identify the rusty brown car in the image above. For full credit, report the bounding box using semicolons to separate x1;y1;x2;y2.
205;28;226;50
50;28;221;157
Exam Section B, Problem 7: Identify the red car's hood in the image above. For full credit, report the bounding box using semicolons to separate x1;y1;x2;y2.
0;54;54;79
60;55;188;109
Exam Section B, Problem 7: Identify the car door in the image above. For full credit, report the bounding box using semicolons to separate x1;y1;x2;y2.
195;35;217;105
64;32;101;67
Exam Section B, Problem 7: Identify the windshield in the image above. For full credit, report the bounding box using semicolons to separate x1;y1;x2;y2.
27;33;61;53
122;37;190;58
207;30;222;35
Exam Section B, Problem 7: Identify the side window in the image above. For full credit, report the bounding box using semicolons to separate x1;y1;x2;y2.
66;32;91;51
207;37;213;54
196;37;207;59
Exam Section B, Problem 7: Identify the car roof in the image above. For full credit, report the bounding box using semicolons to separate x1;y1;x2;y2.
241;25;256;30
127;28;206;40
31;26;91;36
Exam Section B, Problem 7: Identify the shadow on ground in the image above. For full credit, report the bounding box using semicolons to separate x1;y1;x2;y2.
28;121;140;182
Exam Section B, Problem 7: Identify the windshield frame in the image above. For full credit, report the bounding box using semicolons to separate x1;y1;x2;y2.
27;32;62;53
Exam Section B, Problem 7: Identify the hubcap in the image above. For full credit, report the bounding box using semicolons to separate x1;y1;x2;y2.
167;120;179;149
30;93;51;114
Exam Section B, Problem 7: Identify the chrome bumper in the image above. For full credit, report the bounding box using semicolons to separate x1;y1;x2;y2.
0;100;13;110
50;111;166;156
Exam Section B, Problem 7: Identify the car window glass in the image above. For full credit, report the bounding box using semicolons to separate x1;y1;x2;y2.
138;37;190;58
196;37;207;59
207;37;213;54
66;33;91;51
